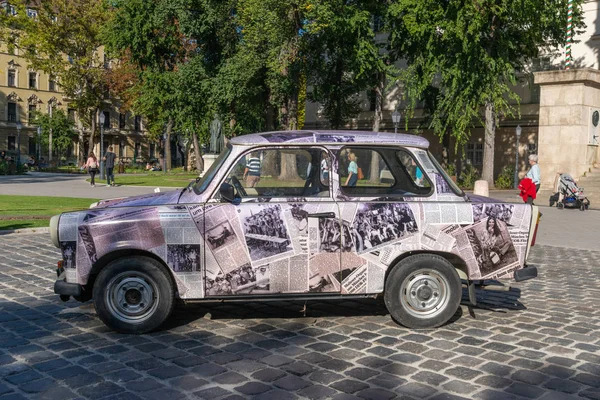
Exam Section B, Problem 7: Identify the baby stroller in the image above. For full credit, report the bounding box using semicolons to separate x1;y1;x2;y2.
549;173;590;211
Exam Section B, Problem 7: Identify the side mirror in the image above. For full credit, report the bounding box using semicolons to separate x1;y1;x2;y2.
219;182;235;202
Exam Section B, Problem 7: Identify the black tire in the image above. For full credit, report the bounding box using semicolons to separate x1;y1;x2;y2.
384;254;461;329
93;256;175;334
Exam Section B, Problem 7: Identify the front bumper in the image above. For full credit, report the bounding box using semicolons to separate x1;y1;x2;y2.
54;265;81;297
514;265;538;282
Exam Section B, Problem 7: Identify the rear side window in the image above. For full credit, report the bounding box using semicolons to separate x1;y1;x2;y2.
338;147;432;197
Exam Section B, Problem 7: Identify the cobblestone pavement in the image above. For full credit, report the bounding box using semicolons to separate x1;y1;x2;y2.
0;234;599;400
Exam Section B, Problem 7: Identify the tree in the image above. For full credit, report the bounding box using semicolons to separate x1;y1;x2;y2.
388;0;585;184
1;0;110;164
34;109;77;164
305;1;384;129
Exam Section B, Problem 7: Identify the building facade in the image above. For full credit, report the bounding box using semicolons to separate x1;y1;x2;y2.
0;42;154;166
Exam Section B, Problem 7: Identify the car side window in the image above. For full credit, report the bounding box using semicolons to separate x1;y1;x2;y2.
396;150;431;190
338;147;432;197
224;148;331;198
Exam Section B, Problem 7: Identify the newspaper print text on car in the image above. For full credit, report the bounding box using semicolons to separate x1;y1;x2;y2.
54;131;539;332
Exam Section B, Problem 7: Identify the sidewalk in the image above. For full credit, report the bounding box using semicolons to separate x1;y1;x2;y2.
0;172;177;199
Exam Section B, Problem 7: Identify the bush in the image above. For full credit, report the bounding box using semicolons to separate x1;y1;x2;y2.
495;165;514;189
458;164;480;190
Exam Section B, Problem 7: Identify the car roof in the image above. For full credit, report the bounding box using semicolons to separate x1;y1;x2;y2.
229;130;430;149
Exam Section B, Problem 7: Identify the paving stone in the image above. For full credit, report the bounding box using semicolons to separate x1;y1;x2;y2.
77;381;126;399
212;371;248;385
194;386;232;399
273;374;311;391
413;370;449;386
234;381;271;395
505;382;547;399
474;375;512;389
331;379;369;394
542;378;583;394
297;384;337;399
191;363;227;377
396;382;437;398
254;389;299;400
511;370;549;385
309;370;344;385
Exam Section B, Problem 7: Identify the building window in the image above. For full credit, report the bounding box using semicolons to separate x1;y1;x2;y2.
102;111;110;128
134;116;141;131
149;143;155;158
28;72;36;89
28;104;36;123
528;143;538;155
26;8;37;18
8;69;15;87
28;137;36;155
67;108;76;122
466;143;484;166
49;76;56;91
8;136;16;150
7;102;17;122
119;142;125;157
119;113;126;129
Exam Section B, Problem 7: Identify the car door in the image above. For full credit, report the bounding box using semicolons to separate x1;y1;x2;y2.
203;146;342;296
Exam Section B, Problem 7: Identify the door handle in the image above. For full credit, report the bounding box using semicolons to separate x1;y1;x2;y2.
307;212;336;218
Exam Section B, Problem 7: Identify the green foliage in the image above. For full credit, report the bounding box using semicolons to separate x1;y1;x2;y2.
458;164;480;190
33;110;77;158
495;165;515;189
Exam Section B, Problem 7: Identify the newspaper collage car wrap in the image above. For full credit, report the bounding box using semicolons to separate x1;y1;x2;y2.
58;131;533;299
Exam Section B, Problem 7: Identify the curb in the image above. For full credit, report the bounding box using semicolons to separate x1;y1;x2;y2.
0;227;50;235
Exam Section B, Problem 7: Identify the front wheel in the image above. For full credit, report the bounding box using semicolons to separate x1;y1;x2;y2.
384;254;461;329
93;256;175;334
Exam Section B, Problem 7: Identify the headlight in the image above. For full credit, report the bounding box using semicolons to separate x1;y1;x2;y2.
50;215;60;248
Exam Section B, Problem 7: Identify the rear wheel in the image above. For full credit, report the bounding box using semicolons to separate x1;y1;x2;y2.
384;254;461;329
93;256;174;334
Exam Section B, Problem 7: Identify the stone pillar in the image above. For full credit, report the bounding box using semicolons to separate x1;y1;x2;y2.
534;68;600;190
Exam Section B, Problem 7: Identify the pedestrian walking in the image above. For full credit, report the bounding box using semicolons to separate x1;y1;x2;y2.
243;152;261;187
345;152;359;187
84;152;99;186
526;154;540;203
103;146;117;186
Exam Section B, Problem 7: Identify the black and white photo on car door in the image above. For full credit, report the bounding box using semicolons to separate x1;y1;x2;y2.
167;244;201;272
241;204;292;261
351;203;418;253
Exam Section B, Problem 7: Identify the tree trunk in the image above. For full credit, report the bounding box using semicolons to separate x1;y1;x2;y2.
288;86;299;131
192;129;203;173
266;89;275;131
178;141;187;171
481;101;496;185
279;153;298;180
89;109;97;159
369;72;385;184
48;104;53;162
165;117;173;171
262;151;278;177
78;130;85;167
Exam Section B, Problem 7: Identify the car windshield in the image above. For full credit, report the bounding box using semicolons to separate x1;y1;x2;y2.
427;151;465;197
192;144;232;194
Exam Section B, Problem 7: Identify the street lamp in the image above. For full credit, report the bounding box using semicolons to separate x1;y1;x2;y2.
392;110;401;134
15;121;22;168
514;125;522;188
37;126;42;169
99;112;105;180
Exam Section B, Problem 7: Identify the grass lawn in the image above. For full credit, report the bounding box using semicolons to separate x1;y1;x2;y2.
90;172;199;187
0;195;99;230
